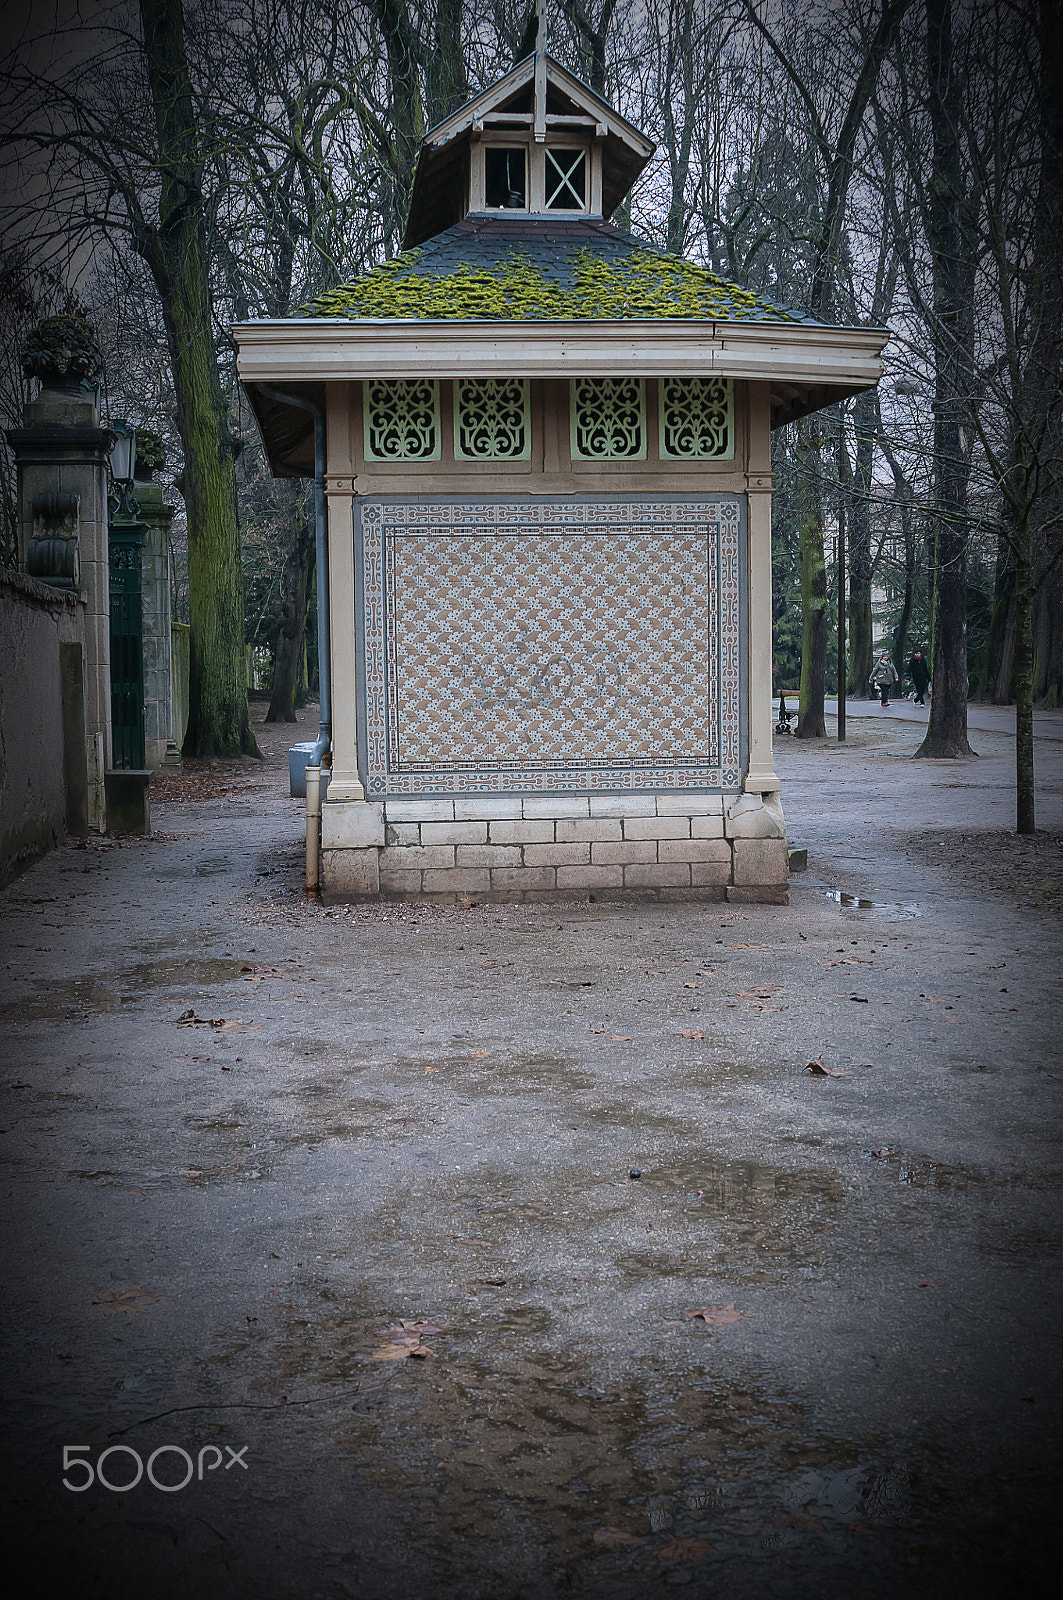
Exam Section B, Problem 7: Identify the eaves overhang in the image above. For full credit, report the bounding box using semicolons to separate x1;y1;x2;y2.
236;317;886;386
235;317;888;466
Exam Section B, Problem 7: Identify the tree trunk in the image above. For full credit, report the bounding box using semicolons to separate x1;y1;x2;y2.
266;485;312;723
916;0;975;759
847;390;875;694
1014;551;1035;832
139;0;258;759
796;419;828;737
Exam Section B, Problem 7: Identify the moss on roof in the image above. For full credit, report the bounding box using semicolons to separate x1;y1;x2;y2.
297;222;801;324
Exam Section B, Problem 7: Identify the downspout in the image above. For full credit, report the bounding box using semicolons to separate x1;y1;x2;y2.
257;386;330;892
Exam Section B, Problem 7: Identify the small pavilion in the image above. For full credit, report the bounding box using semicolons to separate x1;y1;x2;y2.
234;44;887;904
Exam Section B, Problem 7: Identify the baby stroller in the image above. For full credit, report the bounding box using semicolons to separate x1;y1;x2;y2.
775;692;796;735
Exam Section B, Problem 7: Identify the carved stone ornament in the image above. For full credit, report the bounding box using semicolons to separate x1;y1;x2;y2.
570;378;646;460
132;429;167;480
21;315;103;390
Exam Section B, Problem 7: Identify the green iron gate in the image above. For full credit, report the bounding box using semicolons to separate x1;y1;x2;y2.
109;523;145;770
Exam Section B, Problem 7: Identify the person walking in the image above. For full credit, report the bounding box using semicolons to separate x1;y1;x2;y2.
870;651;899;708
909;648;930;705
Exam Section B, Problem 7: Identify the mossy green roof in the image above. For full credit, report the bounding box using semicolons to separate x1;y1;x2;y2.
297;218;811;325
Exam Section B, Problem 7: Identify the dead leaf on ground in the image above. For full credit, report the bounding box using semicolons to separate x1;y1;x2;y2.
683;981;699;989
870;1148;894;1159
174;1010;258;1031
467;1051;492;1059
610;1035;632;1042
369;1318;444;1361
592;1527;644;1549
775;1509;828;1536
94;1285;169;1315
658;1537;713;1565
731;943;768;949
479;1275;508;1286
685;1302;745;1325
737;987;776;998
805;1055;847;1077
822;956;871;967
680;1028;704;1039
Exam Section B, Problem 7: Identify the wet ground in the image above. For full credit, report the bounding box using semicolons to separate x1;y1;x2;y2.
1;707;1061;1599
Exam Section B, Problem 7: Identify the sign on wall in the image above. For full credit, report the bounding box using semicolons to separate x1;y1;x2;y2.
356;496;744;795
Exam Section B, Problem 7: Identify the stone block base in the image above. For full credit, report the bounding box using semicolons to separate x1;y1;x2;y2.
319;792;790;903
105;770;152;834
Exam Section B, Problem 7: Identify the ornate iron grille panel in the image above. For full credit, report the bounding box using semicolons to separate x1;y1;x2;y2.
659;376;734;459
357;496;744;796
363;379;441;461
454;378;531;460
570;378;646;460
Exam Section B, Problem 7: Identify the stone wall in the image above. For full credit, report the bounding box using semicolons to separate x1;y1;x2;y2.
0;568;89;885
321;791;788;904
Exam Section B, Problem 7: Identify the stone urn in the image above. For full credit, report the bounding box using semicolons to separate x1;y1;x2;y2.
132;429;167;482
21;315;103;395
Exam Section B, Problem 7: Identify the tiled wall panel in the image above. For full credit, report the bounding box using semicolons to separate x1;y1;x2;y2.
358;496;743;797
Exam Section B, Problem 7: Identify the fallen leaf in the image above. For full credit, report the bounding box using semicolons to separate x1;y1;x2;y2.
178;1168;204;1177
775;1509;828;1536
918;1280;940;1288
870;1148;894;1159
658;1537;712;1564
805;1056;847;1077
683;982;699;990
369;1340;419;1361
479;1275;508;1286
680;1028;704;1039
467;1051;492;1059
94;1285;169;1315
610;1036;632;1042
737;987;776;998
732;943;768;949
685;1303;745;1325
593;1528;644;1549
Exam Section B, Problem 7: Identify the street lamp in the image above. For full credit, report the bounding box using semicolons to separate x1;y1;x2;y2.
108;419;139;518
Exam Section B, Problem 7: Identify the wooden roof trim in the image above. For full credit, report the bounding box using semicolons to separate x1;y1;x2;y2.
423;53;654;159
235;318;888;393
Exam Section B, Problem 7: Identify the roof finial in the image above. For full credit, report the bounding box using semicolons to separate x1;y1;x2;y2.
515;0;548;62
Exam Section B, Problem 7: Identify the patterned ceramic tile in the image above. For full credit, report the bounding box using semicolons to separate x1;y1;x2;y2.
359;499;742;795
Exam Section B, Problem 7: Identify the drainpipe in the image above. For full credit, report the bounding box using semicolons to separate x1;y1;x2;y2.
257;386;330;892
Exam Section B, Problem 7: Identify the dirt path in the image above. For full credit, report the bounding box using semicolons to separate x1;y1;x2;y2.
1;711;1060;1599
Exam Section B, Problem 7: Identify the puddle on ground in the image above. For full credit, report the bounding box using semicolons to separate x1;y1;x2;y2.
189;1299;1046;1600
815;888;923;918
0;958;249;1020
862;1148;978;1189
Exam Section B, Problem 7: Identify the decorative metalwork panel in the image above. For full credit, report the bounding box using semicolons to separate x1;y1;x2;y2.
659;376;734;460
570;378;646;460
357;497;743;795
363;379;441;462
454;378;531;460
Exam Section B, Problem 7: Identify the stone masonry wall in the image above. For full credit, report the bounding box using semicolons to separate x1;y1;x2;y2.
320;791;788;904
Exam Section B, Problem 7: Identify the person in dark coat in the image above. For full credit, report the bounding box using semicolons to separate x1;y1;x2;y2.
909;649;930;705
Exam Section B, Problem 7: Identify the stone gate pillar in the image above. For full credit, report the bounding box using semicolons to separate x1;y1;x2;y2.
5;319;113;830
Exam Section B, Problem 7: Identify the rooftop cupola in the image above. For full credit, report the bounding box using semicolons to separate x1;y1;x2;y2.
403;46;654;248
